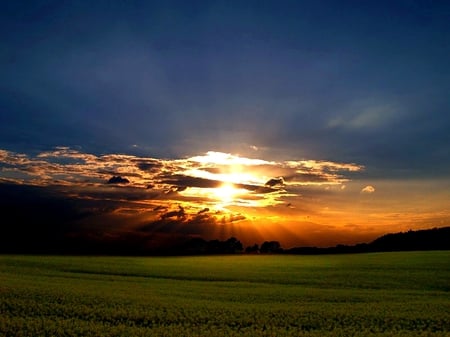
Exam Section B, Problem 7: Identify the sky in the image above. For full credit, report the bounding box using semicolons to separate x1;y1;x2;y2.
1;1;449;251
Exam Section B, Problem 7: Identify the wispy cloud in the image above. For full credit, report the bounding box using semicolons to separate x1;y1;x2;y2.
327;100;402;130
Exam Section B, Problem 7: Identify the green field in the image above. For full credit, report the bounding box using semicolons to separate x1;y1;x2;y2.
0;252;449;336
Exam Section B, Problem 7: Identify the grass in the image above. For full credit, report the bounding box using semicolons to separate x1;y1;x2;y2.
0;252;449;336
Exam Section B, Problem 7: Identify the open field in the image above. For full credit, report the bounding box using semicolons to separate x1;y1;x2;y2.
0;252;449;336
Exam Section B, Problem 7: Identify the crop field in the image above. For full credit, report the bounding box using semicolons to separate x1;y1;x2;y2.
0;252;449;337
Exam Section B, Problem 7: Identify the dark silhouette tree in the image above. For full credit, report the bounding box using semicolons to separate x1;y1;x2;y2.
225;237;243;253
245;243;259;254
260;241;282;253
182;237;243;254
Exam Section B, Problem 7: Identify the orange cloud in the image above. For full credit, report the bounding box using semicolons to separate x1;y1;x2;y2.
361;185;376;193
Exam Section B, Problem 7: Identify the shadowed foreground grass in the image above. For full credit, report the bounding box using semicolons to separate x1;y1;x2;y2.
0;252;449;336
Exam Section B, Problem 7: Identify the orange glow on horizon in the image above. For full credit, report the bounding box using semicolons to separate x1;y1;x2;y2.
2;147;449;248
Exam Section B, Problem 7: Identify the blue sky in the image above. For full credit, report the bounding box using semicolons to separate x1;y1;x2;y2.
0;1;449;250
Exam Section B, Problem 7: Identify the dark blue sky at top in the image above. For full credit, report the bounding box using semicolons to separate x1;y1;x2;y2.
1;0;449;178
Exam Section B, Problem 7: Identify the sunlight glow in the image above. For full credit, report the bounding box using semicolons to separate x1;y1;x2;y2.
183;151;277;189
213;183;241;204
179;184;249;209
189;151;272;166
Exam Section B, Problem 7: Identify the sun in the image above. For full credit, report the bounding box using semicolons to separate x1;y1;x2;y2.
177;182;248;209
213;183;240;205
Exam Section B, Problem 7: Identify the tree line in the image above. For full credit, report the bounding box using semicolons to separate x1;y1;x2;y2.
179;238;283;255
182;227;450;255
1;225;448;256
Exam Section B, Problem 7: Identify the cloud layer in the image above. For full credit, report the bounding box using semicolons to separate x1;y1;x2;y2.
0;147;368;250
0;147;363;210
1;146;449;251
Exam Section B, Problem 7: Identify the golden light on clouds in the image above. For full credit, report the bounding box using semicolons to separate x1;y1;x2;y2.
0;147;365;217
1;147;448;247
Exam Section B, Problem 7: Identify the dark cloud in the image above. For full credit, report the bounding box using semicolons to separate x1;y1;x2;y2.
0;182;230;254
139;210;217;236
0;183;113;253
135;160;164;172
229;214;246;223
74;187;159;203
235;183;278;194
161;206;186;220
161;175;222;189
198;208;210;214
153;205;168;212
138;206;247;239
107;176;130;184
265;177;284;187
173;186;188;192
161;173;282;195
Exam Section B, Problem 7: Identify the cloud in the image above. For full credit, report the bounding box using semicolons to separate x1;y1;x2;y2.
327;100;402;130
161;174;222;189
234;183;278;194
161;205;186;220
107;176;130;184
0;183;127;253
135;160;163;172
139;207;221;235
139;206;248;237
361;185;375;193
229;214;246;223
0;147;364;213
198;208;210;214
265;177;284;187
